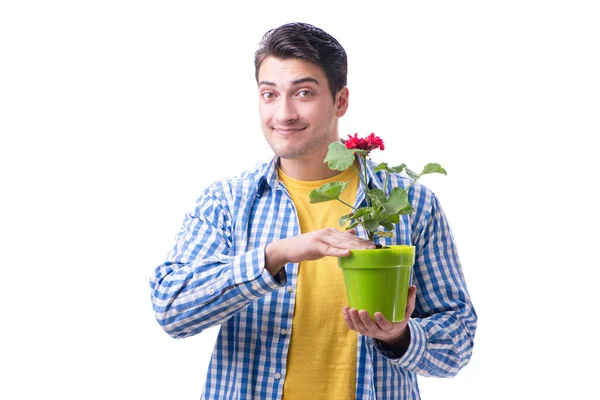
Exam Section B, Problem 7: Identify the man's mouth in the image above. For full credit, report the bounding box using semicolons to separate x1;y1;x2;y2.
273;126;307;135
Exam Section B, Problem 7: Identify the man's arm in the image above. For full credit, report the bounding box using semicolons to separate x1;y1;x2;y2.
265;227;375;275
358;189;477;377
377;191;477;377
149;184;284;338
150;182;375;339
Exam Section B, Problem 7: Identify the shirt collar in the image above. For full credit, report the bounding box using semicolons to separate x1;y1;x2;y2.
256;156;279;197
256;154;385;197
356;154;385;191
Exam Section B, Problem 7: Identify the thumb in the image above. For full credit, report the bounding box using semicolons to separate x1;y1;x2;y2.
405;285;417;318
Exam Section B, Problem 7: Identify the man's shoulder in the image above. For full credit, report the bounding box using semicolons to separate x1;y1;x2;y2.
200;158;274;201
228;159;273;182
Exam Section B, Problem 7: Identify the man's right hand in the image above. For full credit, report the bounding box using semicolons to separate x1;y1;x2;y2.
264;228;376;276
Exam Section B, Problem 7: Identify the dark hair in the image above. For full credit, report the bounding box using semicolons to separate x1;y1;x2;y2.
254;22;348;102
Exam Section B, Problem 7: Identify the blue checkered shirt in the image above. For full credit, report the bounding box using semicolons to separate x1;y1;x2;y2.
150;156;477;399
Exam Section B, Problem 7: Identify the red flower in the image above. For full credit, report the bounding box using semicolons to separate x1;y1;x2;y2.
344;133;362;149
344;133;385;153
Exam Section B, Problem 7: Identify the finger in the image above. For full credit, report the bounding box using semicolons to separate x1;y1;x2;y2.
405;285;417;320
373;312;395;333
321;230;375;250
342;306;357;331
316;237;358;257
358;310;380;333
319;242;351;257
346;233;377;249
349;308;368;334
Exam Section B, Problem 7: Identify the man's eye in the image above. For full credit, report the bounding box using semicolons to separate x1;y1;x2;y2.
298;90;313;97
262;92;275;100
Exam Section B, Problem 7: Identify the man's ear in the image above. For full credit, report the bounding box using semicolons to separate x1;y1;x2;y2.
335;87;349;118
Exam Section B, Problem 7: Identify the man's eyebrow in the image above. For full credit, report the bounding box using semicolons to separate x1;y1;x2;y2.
291;77;319;86
258;77;320;87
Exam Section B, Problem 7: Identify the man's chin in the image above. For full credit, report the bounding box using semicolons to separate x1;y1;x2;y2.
272;146;308;160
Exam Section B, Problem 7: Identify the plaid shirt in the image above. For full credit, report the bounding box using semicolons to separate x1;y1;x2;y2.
150;156;477;399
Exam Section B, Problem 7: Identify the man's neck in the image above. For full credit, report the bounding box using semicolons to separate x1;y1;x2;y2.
278;149;340;181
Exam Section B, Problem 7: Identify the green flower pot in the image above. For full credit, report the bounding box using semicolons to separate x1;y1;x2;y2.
338;245;415;322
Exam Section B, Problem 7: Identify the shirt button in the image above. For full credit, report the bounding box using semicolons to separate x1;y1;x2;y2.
286;286;293;293
280;329;287;335
252;284;259;290
403;362;409;367
246;271;252;277
208;288;214;295
274;372;281;380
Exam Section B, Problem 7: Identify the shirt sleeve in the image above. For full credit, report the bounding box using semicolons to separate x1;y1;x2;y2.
149;182;286;339
373;190;477;377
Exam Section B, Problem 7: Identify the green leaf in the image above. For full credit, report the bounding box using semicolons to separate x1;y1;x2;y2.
338;212;354;227
373;162;390;173
353;208;373;219
397;204;415;214
346;221;361;230
363;219;380;232
382;187;409;214
367;188;387;205
391;164;407;174
324;142;356;171
421;163;447;176
374;162;406;175
405;168;419;180
309;181;349;203
385;214;400;224
381;221;394;231
375;231;394;238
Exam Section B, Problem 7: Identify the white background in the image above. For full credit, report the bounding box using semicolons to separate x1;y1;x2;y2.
1;1;598;399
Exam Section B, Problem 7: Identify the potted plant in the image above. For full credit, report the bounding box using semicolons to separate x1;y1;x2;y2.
309;133;446;322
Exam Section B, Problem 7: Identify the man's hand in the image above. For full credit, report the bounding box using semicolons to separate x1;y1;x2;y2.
265;228;375;275
343;285;417;356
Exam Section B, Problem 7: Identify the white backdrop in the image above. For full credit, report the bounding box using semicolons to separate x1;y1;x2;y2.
1;1;598;399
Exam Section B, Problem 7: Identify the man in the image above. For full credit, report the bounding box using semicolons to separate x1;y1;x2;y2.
150;22;477;399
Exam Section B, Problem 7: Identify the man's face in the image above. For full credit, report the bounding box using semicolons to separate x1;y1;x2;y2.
257;56;348;160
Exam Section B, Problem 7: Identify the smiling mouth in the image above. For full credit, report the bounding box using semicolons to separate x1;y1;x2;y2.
273;127;307;135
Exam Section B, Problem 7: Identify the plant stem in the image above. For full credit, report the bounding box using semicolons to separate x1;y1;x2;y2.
383;171;389;197
351;164;369;192
406;173;422;192
351;163;370;207
363;155;369;195
337;198;358;211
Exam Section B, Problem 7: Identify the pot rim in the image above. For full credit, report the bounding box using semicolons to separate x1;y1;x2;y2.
339;245;416;268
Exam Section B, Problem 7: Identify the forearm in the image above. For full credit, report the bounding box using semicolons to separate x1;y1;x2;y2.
410;306;476;376
264;239;288;277
378;188;478;377
372;300;476;375
378;326;411;358
150;246;285;338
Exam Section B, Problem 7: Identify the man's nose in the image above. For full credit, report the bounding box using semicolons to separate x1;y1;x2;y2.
274;98;298;124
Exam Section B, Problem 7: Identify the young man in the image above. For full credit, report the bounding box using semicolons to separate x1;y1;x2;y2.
150;22;477;399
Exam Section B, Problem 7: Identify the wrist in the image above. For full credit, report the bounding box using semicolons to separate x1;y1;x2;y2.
265;239;287;277
381;325;411;357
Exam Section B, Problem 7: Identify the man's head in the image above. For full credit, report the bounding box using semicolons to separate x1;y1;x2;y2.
255;23;349;164
254;22;347;102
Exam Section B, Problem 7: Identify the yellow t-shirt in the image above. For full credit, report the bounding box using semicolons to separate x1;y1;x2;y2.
278;165;360;400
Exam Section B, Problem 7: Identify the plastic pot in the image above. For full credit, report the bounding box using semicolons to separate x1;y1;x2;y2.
338;245;415;322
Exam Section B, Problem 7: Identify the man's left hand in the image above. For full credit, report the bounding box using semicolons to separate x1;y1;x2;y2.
343;285;417;348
